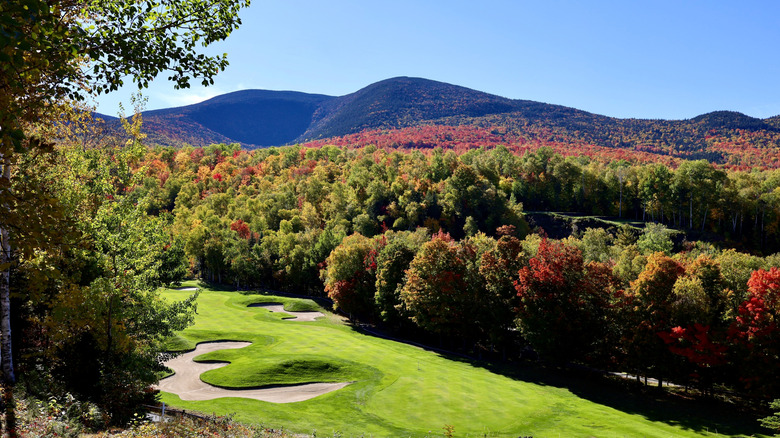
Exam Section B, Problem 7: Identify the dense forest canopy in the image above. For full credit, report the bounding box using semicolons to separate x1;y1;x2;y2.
76;131;780;400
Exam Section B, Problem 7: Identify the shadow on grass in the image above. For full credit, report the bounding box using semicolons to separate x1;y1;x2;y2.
349;322;766;436
442;353;768;437
196;280;335;309
196;279;237;292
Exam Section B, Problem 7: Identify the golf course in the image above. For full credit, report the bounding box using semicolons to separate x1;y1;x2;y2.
159;282;765;437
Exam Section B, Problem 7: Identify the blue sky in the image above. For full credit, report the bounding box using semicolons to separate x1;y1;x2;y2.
94;1;780;120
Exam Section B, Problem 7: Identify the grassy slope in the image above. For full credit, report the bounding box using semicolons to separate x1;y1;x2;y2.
159;284;764;437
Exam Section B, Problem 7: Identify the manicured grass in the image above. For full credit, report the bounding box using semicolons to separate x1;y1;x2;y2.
159;286;766;437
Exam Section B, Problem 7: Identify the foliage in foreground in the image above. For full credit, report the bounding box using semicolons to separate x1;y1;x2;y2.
3;0;250;434
93;416;295;438
9;118;195;426
9;388;296;438
761;399;780;435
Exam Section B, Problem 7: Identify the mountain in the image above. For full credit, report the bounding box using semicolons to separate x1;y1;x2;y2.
102;77;780;166
299;77;525;140
106;90;335;147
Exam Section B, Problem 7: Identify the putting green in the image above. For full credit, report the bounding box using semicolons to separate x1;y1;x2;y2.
160;283;764;437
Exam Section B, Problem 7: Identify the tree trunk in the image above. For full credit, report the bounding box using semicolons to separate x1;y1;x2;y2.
755;204;760;229
701;207;708;233
106;293;113;361
679;204;683;228
0;228;13;386
689;195;693;229
740;211;743;235
1;156;15;386
1;153;17;437
762;206;766;247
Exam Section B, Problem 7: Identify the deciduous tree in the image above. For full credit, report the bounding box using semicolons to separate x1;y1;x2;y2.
624;253;685;386
2;0;247;430
322;234;382;319
400;232;481;342
729;267;780;395
514;239;609;363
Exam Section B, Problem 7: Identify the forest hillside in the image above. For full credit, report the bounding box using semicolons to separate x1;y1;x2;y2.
105;77;780;169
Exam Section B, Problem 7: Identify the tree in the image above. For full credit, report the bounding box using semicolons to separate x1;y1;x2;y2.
321;234;381;319
44;194;198;421
657;257;728;388
760;399;780;434
625;253;685;386
638;163;672;223
0;138;67;433
612;244;646;287
672;161;724;231
8;121;198;424
514;238;610;363
716;249;767;318
478;234;525;354
374;231;427;327
1;0;247;431
615;165;628;218
729;267;780;396
579;227;615;263
400;232;481;343
637;222;674;255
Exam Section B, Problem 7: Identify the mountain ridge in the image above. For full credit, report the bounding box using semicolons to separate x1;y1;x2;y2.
98;76;780;166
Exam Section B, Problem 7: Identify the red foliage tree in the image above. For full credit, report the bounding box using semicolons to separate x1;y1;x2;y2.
514;239;609;363
729;267;780;395
230;220;251;240
658;324;727;367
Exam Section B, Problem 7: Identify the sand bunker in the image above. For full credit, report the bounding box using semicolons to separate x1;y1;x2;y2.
248;303;325;321
172;287;198;291
158;341;350;402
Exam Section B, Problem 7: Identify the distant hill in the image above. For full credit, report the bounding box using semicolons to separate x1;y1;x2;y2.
299;77;523;140
109;76;780;166
105;90;335;147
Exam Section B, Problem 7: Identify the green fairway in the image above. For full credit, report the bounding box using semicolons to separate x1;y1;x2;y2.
160;282;764;437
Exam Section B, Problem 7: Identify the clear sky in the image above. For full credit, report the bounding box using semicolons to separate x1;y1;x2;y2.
93;0;780;121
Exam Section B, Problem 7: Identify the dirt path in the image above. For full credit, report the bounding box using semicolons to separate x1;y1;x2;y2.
248;303;324;321
157;341;350;402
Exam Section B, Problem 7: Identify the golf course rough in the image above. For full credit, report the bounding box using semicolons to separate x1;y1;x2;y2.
159;283;764;437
